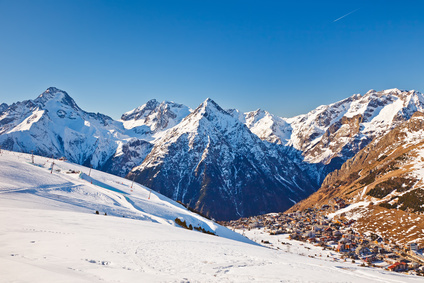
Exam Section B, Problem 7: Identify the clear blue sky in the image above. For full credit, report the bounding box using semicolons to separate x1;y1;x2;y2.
0;0;423;119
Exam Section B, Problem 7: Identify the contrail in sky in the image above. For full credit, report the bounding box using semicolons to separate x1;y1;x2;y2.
333;8;360;22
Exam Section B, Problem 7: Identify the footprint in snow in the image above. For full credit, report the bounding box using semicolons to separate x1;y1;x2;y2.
85;259;111;266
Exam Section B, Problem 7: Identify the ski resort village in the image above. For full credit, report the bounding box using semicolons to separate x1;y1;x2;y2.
223;208;424;275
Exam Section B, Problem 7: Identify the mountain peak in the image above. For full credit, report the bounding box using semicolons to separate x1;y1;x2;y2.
198;98;225;113
121;99;160;121
0;103;8;113
45;87;62;93
253;108;267;116
365;89;377;95
187;98;234;125
203;97;219;107
383;88;402;93
38;87;67;100
364;88;409;98
245;109;267;123
145;98;159;108
34;87;80;110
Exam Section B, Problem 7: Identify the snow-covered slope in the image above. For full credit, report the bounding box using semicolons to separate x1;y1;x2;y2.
129;98;317;220
0;150;247;241
1;150;421;283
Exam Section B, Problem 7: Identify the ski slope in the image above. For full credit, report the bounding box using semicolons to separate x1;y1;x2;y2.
0;150;245;242
0;151;421;282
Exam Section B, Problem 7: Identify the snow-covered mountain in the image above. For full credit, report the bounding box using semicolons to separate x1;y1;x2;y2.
0;89;189;177
242;89;424;174
121;98;191;136
100;99;192;177
230;108;292;145
289;89;424;164
128;99;318;220
0;87;124;167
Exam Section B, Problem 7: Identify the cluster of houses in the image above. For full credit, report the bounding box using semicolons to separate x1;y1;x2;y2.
223;206;424;276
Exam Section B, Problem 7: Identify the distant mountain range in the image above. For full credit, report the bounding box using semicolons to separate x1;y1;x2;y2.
2;87;424;220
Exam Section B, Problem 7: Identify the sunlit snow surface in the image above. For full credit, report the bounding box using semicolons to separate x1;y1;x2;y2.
0;151;421;282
